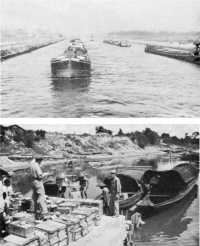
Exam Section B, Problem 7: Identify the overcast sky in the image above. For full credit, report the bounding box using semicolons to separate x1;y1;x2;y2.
1;0;200;35
19;124;199;138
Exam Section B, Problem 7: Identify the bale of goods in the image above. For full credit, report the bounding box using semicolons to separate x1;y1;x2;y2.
35;221;66;245
68;199;103;215
4;234;39;246
8;221;34;238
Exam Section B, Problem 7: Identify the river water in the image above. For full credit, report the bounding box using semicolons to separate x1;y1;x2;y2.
12;158;199;245
1;40;200;117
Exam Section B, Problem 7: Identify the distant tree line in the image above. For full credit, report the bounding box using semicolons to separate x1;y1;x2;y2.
0;125;46;148
95;126;199;148
161;132;199;146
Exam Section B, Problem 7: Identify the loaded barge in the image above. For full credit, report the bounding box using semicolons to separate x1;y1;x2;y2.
145;42;200;65
51;39;91;77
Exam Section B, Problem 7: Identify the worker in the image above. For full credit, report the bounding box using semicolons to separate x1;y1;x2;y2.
78;173;88;199
99;183;110;215
56;173;69;198
2;172;14;209
0;178;10;237
30;156;48;220
109;170;121;217
131;212;145;231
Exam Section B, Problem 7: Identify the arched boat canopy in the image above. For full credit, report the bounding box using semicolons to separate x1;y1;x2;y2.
141;163;197;195
0;168;9;178
104;173;141;193
173;163;198;184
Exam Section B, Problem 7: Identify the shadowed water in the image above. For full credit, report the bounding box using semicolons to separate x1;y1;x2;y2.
1;40;200;117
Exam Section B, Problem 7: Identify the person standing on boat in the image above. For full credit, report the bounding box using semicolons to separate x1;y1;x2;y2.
78;173;89;199
30;156;48;220
109;170;121;217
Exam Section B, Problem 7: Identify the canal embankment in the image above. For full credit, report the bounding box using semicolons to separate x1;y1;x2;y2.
1;125;198;173
0;28;65;61
0;38;65;61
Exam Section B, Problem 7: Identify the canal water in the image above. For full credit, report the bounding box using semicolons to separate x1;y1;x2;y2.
1;40;200;117
12;158;199;245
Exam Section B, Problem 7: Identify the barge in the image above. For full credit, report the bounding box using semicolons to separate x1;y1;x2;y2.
145;44;200;65
51;39;91;77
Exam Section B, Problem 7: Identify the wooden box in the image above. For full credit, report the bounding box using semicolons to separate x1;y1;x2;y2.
4;235;39;246
35;221;66;245
8;221;34;238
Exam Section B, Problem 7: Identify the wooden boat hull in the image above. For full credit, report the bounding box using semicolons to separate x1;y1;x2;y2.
136;163;198;217
119;191;142;209
137;183;198;217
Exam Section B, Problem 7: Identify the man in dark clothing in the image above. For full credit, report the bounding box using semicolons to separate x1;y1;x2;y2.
99;184;110;215
78;173;88;199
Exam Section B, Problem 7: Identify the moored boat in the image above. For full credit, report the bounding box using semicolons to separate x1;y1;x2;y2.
100;173;143;210
135;163;199;216
103;39;131;47
145;44;200;65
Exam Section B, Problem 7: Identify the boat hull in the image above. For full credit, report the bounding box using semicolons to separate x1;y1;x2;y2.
137;180;198;217
119;191;142;209
145;45;200;65
51;59;91;75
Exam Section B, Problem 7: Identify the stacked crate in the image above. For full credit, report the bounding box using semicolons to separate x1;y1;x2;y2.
8;221;35;238
71;207;97;227
4;234;40;246
35;220;67;246
53;214;85;242
57;201;79;214
9;196;23;216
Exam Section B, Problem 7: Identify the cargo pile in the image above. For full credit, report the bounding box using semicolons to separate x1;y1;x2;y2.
2;195;103;246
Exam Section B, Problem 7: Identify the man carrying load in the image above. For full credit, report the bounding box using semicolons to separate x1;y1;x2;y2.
30;156;48;220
